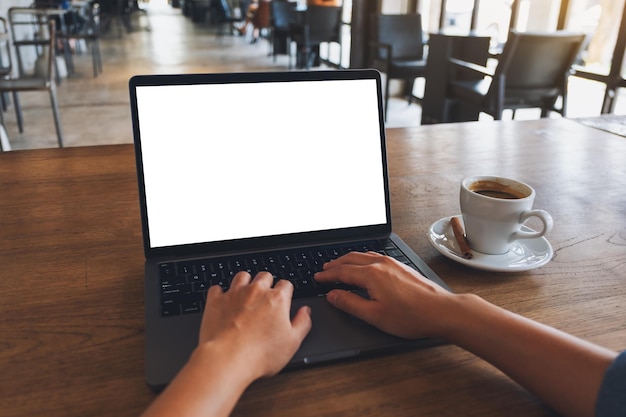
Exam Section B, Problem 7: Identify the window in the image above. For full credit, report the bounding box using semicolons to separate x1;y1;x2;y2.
475;0;513;47
565;0;625;76
391;0;626;114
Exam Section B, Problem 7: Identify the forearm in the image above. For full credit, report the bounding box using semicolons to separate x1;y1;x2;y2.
443;294;617;417
141;341;257;417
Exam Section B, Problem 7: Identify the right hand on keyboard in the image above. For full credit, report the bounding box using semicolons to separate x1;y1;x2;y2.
314;251;452;340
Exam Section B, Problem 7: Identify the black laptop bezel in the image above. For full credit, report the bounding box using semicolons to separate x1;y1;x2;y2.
129;69;391;260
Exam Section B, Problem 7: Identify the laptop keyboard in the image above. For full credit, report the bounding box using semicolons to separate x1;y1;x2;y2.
158;240;419;317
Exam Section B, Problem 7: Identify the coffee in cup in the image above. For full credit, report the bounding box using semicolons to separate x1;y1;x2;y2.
460;176;553;255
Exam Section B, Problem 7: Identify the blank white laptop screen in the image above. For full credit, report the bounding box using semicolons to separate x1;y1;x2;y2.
135;78;388;249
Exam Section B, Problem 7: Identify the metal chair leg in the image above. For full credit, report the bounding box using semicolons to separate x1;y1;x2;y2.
0;101;5;130
49;88;64;147
12;91;23;133
91;38;102;77
96;39;103;73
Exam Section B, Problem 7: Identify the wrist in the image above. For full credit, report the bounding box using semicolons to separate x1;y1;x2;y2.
191;337;262;387
436;293;489;344
143;338;262;417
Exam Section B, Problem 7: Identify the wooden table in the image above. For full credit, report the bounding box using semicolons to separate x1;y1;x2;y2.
1;118;624;417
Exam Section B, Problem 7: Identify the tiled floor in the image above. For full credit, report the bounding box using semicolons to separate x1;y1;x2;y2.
1;1;421;151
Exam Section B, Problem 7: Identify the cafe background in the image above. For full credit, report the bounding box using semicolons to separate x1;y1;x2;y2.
357;0;626;118
0;0;625;119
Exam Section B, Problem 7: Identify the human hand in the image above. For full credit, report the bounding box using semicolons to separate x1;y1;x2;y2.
199;271;312;379
314;252;454;339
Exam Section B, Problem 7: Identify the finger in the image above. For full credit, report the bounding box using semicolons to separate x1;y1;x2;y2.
291;305;312;341
273;278;294;295
230;271;252;288
206;283;224;299
203;284;224;319
251;271;274;287
314;263;370;288
326;289;376;323
324;251;383;269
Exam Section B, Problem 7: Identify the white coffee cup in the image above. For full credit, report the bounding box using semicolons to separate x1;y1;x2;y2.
460;176;553;255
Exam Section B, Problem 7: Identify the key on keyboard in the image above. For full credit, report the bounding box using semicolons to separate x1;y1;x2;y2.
158;240;418;317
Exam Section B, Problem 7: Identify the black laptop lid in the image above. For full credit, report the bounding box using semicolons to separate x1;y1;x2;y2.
129;70;391;259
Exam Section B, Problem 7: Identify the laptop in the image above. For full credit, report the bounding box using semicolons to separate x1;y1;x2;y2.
129;69;450;392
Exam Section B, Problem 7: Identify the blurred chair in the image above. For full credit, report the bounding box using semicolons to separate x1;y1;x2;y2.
289;5;342;70
59;2;103;77
250;0;271;43
126;0;152;33
0;17;12;151
100;0;132;37
421;33;491;124
31;0;77;75
9;7;66;84
0;17;13;112
369;13;426;121
0;17;11;73
215;0;247;38
446;30;586;120
269;0;296;61
1;17;64;147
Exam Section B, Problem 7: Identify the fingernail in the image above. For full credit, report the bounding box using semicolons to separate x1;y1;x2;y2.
326;291;337;305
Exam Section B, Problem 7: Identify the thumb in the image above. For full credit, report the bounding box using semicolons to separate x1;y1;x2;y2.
326;290;374;323
291;305;313;342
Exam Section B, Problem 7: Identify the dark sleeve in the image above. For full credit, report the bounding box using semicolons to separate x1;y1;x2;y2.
595;350;626;417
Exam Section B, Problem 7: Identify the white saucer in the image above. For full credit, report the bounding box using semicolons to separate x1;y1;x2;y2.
427;215;554;272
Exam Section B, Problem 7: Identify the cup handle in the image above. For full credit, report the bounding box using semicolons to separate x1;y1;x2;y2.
511;209;554;241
